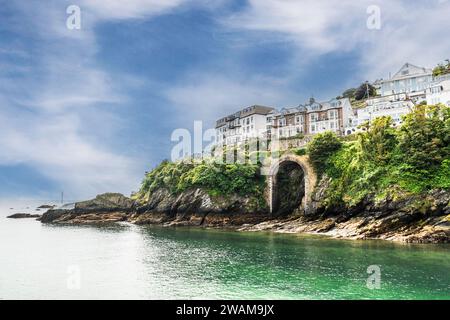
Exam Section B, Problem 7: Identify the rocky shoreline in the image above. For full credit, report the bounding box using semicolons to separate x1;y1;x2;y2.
37;187;450;244
7;213;41;219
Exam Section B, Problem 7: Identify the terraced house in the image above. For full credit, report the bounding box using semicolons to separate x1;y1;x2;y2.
215;105;274;146
215;62;450;147
267;97;353;140
345;63;450;135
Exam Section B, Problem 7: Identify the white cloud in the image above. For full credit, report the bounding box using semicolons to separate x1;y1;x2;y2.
79;0;187;20
2;0;450;200
0;1;165;199
0;107;140;197
223;0;450;79
164;73;297;128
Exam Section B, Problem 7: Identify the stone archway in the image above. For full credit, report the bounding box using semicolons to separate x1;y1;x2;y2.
267;154;317;215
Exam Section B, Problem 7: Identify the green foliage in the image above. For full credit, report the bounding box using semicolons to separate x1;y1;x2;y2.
434;159;450;189
314;104;450;207
292;148;307;156
432;59;450;77
397;104;450;170
342;88;357;100
307;131;342;175
358;116;397;164
354;82;377;101
138;160;266;200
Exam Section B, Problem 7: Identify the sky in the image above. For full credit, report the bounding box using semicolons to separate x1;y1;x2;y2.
0;0;449;201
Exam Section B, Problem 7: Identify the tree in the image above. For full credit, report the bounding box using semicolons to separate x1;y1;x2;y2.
432;59;450;77
397;104;450;170
354;82;377;101
358;116;397;164
342;88;357;100
307;132;342;174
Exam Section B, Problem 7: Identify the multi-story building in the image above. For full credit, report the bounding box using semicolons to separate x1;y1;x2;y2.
267;98;353;140
380;63;433;96
215;105;274;146
214;63;450;148
344;93;415;135
344;63;436;135
426;79;450;106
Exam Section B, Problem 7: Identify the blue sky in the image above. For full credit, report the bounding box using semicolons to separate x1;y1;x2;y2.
0;0;449;200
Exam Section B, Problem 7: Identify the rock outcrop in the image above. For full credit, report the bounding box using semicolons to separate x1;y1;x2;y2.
40;189;269;226
7;213;41;219
40;193;134;224
37;204;56;209
242;188;450;243
131;188;269;226
38;186;450;243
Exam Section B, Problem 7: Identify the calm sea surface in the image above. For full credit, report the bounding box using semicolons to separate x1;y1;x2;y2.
0;202;449;299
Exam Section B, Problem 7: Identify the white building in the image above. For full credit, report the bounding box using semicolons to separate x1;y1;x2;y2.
426;79;450;106
345;93;414;135
345;63;448;135
380;63;433;96
266;98;353;140
215;105;274;146
215;63;450;146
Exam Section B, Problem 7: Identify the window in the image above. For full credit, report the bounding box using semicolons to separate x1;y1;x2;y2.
310;113;318;122
328;110;338;120
431;86;441;94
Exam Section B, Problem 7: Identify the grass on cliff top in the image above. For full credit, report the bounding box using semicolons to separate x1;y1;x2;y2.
308;104;450;208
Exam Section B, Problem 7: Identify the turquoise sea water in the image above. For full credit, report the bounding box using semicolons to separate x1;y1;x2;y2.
0;203;449;300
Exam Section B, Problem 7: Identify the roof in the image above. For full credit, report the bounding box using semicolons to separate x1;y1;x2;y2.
240;105;274;117
389;63;432;81
215;105;274;128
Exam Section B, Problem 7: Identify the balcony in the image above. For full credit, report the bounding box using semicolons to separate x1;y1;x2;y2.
228;123;241;129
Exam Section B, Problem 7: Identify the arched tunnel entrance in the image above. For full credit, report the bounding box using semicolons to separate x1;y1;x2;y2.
267;154;317;216
272;161;305;216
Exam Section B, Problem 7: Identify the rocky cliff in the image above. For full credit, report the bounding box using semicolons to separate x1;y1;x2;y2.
40;189;270;226
40;184;450;243
40;193;134;224
242;185;450;243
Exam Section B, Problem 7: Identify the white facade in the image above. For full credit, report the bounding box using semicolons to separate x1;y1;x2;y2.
426;79;450;106
344;93;414;135
215;63;450;146
267;98;352;140
380;63;433;96
215;105;274;146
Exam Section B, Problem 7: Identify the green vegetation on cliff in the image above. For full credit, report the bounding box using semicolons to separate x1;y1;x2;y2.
137;160;266;200
432;59;450;77
309;104;450;207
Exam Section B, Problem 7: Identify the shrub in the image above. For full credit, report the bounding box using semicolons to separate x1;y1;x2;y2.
358;116;397;164
138;160;266;200
307;131;342;174
397;104;450;171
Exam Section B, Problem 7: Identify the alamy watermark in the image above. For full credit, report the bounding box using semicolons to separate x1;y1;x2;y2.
66;265;81;290
366;265;381;289
170;121;283;175
66;5;81;30
366;5;381;30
